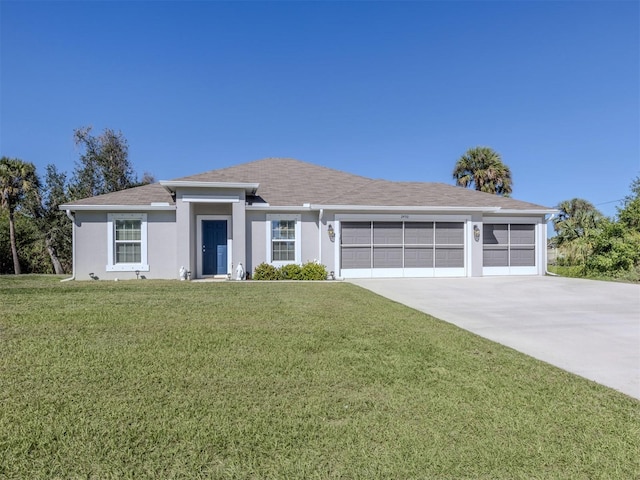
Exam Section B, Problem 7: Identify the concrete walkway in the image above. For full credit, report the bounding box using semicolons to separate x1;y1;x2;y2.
349;276;640;400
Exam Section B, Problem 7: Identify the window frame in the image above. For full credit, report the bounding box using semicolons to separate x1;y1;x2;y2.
107;213;149;272
266;214;301;266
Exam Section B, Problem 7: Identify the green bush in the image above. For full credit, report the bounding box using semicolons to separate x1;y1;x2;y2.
585;223;640;278
280;263;302;280
252;262;328;281
252;262;280;280
300;261;328;280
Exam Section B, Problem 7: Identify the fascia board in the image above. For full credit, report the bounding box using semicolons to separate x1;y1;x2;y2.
181;194;239;203
246;205;308;212
309;204;502;213
495;209;558;215
59;204;176;212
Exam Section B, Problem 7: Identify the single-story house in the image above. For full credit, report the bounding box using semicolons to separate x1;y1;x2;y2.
60;157;556;280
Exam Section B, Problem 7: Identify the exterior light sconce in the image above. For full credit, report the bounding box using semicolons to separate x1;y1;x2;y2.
327;224;335;242
473;225;480;242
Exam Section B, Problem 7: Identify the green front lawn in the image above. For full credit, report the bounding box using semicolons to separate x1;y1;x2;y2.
1;276;638;479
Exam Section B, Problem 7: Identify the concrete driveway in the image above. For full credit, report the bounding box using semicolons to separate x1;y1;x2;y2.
349;276;640;400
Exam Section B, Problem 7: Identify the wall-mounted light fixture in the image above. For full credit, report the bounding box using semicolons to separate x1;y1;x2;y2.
473;225;480;242
327;224;335;242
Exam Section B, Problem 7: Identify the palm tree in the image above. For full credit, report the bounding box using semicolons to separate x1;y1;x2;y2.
553;198;604;245
453;146;513;196
0;157;40;274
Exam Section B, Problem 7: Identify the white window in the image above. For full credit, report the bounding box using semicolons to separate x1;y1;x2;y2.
267;214;301;265
107;213;149;271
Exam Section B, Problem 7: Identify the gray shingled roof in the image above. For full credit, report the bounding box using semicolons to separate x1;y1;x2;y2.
63;157;551;211
63;183;174;206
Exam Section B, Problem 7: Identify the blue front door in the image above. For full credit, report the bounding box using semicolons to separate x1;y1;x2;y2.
202;220;227;275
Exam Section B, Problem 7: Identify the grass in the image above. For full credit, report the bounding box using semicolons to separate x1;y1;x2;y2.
547;264;640;283
1;276;639;479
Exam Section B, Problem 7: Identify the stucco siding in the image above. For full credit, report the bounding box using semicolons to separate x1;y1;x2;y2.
73;210;177;280
246;211;267;273
193;204;232;216
146;211;178;279
320;212;338;273
74;211;108;280
300;212;319;264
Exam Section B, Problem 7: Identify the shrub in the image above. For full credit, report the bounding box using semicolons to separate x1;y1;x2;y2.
585;223;640;278
252;262;280;280
280;263;302;280
300;261;328;280
252;262;328;281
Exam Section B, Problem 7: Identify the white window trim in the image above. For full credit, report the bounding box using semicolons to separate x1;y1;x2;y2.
266;214;301;266
107;213;149;272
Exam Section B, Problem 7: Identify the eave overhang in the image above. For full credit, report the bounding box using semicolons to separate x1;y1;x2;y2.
246;204;557;215
59;204;176;212
160;180;260;195
309;205;501;213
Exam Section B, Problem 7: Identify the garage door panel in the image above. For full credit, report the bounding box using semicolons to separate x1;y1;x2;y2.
483;224;508;245
373;247;403;268
404;222;433;244
510;246;535;266
342;247;371;268
483;248;508;267
435;247;464;267
435;222;464;244
404;247;434;267
342;222;371;245
510;224;535;244
373;222;403;245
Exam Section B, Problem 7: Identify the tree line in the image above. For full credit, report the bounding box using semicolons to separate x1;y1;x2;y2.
549;179;640;281
1;126;152;275
2;140;638;281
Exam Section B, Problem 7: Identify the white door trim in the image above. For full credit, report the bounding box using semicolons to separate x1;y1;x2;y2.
196;215;232;278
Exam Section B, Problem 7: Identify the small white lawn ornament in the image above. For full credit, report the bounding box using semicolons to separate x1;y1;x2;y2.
235;262;245;281
179;266;187;281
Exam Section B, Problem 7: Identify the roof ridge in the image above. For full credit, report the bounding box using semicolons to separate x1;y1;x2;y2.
173;157;375;183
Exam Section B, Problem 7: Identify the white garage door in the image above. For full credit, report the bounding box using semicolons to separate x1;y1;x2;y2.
340;221;466;278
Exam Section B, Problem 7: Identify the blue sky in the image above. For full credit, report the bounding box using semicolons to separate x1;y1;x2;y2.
1;1;638;218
